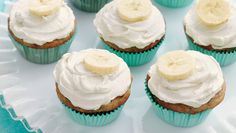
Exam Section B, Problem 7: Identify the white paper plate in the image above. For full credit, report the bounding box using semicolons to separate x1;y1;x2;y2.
1;0;236;133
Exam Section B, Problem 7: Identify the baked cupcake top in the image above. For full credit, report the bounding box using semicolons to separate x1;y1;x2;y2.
184;0;236;50
148;50;224;108
94;0;165;49
9;0;75;45
53;49;132;110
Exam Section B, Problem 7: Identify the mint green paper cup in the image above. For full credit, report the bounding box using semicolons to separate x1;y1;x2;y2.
9;34;75;64
187;36;236;66
63;104;124;126
70;0;111;12
145;82;211;127
103;38;164;66
154;0;193;8
0;0;4;12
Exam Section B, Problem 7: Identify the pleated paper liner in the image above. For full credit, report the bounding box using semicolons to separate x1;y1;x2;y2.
103;38;164;66
145;82;211;127
70;0;111;12
154;0;193;8
63;104;124;126
187;37;236;66
9;34;75;64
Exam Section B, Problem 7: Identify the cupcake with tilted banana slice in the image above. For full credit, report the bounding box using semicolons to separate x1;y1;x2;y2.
154;0;193;8
146;50;226;127
8;0;76;64
184;0;236;66
54;49;132;126
94;0;165;66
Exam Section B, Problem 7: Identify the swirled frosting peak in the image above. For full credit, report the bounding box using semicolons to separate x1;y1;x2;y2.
53;49;132;110
148;51;224;108
9;0;75;45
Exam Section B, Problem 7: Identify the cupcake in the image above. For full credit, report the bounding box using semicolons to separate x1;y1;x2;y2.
184;0;236;66
8;0;76;64
146;50;226;127
154;0;193;8
53;49;132;126
94;0;165;66
70;0;111;12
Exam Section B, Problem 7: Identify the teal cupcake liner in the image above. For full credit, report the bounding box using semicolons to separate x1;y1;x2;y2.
103;38;164;66
0;0;4;12
154;0;193;8
187;36;236;66
9;34;75;64
63;104;124;126
145;82;211;127
70;0;111;12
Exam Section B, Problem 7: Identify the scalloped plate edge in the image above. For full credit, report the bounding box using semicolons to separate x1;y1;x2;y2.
0;93;43;133
0;0;42;132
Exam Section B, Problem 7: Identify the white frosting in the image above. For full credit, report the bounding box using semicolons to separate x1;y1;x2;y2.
184;5;236;49
94;0;165;49
148;51;224;108
9;0;75;45
53;49;132;110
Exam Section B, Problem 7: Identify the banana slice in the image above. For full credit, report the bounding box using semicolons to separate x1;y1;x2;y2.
197;0;230;26
83;51;120;75
29;0;63;17
157;51;195;81
117;0;152;22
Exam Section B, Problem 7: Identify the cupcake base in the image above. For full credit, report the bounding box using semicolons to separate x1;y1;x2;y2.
102;37;164;66
9;34;74;64
187;36;236;66
55;83;130;126
63;104;124;126
70;0;111;12
145;83;211;127
154;0;193;8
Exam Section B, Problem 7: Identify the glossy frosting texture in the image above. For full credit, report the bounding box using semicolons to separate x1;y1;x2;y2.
54;49;132;110
184;4;236;49
9;0;75;45
94;0;165;49
148;51;224;108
